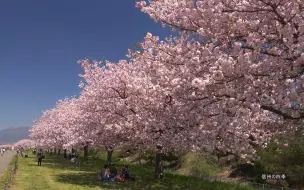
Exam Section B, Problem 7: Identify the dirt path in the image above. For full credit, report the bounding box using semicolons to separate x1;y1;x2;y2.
0;151;15;177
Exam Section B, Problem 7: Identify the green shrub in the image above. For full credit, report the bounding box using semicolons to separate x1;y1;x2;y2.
255;127;304;188
162;152;179;163
142;149;155;165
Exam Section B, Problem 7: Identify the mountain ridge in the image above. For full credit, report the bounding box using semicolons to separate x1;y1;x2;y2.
0;127;31;144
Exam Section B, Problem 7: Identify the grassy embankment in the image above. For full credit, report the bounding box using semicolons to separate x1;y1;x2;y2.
0;154;17;188
10;150;253;190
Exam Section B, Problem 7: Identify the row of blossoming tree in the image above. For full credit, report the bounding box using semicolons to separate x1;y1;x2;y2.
28;0;303;179
13;139;36;152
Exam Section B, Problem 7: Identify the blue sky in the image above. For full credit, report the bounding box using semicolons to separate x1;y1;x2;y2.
0;0;171;129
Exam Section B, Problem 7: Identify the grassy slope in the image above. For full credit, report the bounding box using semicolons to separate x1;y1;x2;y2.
0;154;17;187
10;151;253;190
175;152;220;177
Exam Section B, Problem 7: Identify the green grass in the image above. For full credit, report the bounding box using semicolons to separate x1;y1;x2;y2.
0;155;17;188
178;152;220;177
10;152;253;190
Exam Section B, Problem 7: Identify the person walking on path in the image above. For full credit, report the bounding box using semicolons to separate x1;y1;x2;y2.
37;151;43;166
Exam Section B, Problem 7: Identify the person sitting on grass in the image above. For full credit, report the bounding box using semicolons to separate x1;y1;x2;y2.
109;164;118;178
100;164;113;182
124;166;131;180
113;166;134;182
71;157;76;163
123;165;135;181
113;168;125;182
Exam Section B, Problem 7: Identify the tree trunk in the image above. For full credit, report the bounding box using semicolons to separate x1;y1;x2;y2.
64;149;67;158
107;150;113;165
217;153;220;162
84;144;89;161
106;146;113;166
138;151;142;165
155;145;163;179
54;149;57;154
58;149;61;155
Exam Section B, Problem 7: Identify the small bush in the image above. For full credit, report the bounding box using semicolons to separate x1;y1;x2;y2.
254;127;304;188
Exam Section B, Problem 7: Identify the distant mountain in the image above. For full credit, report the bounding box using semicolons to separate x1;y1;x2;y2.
0;127;31;144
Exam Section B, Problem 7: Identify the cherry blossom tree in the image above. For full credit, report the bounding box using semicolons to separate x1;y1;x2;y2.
30;0;304;179
134;0;304;150
30;98;90;158
77;60;149;164
13;139;35;152
30;108;64;152
0;144;12;149
135;0;304;119
135;0;303;176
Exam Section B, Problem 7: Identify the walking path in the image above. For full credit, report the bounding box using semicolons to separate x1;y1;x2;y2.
0;151;15;177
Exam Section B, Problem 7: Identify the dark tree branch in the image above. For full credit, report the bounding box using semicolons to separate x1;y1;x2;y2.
260;105;304;120
242;45;298;61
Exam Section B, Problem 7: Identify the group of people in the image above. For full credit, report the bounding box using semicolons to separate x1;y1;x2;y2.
100;164;135;182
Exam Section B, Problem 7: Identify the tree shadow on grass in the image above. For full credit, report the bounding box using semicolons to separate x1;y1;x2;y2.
27;163;56;167
229;163;257;178
54;166;248;190
21;156;55;163
55;172;101;188
54;171;203;190
39;155;123;172
54;171;252;190
39;158;100;172
37;155;251;190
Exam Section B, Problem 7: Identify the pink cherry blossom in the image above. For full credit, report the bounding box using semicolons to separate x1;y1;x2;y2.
13;139;36;150
30;0;304;158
